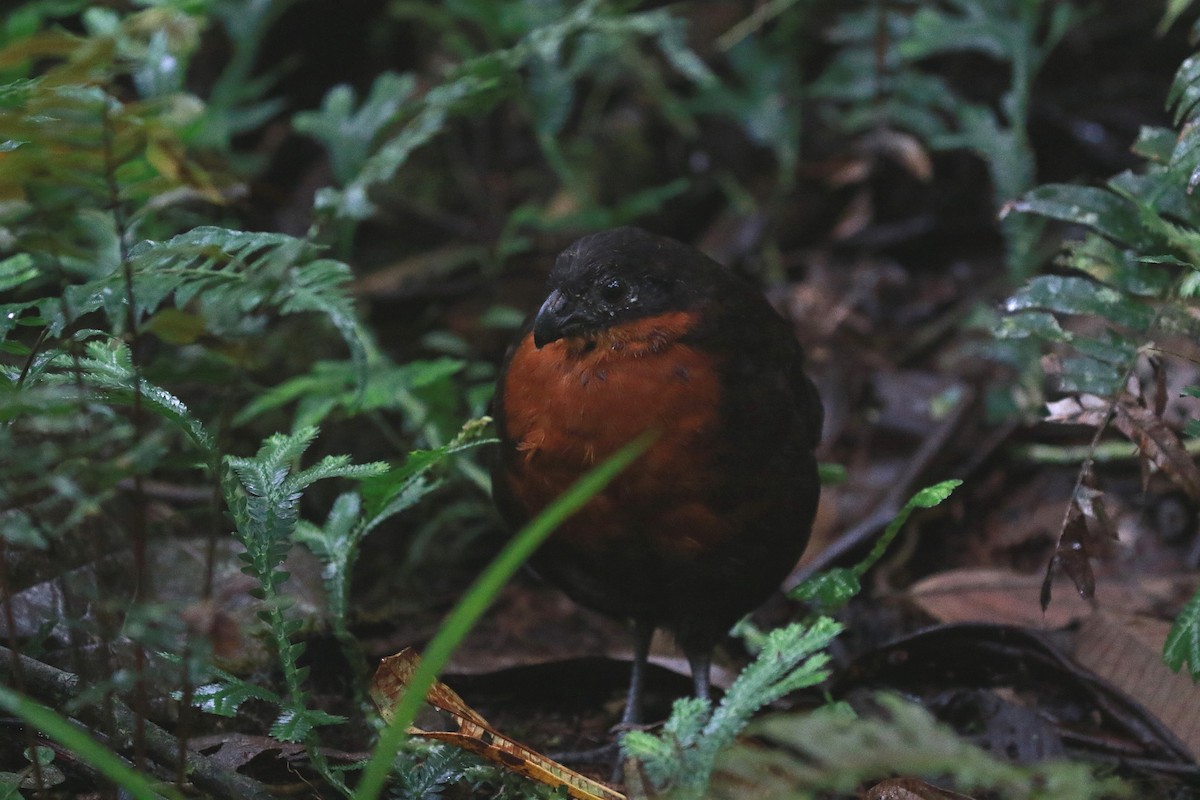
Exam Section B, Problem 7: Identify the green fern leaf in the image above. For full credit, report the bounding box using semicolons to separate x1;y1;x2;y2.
275;258;369;393
232;357;465;430
192;679;280;718
1167;52;1200;124
270;708;347;743
295;492;358;563
1061;235;1173;297
1010;185;1156;250
63;339;216;457
1005;275;1155;330
0;254;38;293
1164;589;1200;680
313;0;712;222
49;228;372;392
293;72;416;184
290;454;387;490
361;419;495;524
790;568;860;611
709;618;840;738
622;616;842;797
224;427;385;574
728;694;1123;799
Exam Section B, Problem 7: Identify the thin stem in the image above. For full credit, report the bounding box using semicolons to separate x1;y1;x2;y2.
0;541;47;793
101;88;149;772
621;620;654;726
14;327;49;388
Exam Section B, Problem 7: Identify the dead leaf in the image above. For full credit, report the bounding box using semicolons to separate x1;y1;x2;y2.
1044;394;1109;426
370;649;626;800
189;733;304;771
1073;611;1200;759
1042;390;1200;502
861;129;934;182
1113;401;1200;501
866;776;976;799
1042;501;1094;609
908;568;1198;629
1041;472;1120;611
830;188;873;241
1151;356;1167;419
909;569;1094;628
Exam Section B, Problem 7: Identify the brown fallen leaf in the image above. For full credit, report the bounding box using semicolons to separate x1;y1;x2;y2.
188;733;305;771
370;649;626;800
907;568;1198;629
1113;400;1200;501
1073;611;1200;760
866;776;976;800
908;568;1095;628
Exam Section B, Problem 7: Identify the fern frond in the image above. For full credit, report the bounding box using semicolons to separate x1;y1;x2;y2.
57;339;216;457
311;0;713;221
622;616;842;798
1164;589;1200;680
3;228;370;394
720;694;1124;800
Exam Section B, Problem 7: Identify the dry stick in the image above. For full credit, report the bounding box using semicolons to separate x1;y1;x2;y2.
0;645;275;800
785;387;975;590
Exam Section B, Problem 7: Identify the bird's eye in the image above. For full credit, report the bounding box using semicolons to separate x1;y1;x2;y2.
600;277;628;303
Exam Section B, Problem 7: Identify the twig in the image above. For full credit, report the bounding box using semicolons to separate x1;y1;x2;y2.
0;645;275;800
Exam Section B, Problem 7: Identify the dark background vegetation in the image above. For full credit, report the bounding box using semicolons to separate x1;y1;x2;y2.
2;0;1200;797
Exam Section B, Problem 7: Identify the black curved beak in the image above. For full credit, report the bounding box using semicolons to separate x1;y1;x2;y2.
532;289;578;348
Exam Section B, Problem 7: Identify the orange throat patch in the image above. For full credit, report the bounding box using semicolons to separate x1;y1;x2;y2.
500;310;722;512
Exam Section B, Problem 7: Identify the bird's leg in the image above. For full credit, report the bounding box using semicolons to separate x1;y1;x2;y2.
549;620;654;772
685;646;712;705
620;619;655;726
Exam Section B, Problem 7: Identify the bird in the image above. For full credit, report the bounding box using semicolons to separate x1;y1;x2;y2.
491;227;822;727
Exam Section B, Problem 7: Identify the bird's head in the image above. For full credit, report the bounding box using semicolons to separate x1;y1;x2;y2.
531;227;722;348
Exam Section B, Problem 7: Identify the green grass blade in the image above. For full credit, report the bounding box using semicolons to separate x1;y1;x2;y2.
353;432;653;800
0;687;181;800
